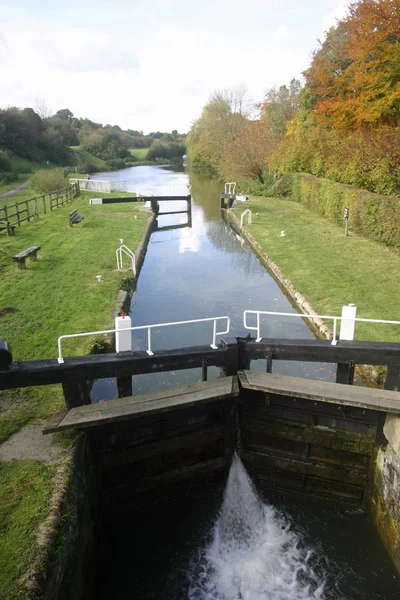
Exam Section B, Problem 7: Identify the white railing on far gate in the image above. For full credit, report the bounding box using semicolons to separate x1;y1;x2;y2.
243;309;400;345
57;316;230;363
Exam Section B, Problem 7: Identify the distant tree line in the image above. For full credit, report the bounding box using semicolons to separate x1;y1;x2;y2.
0;105;186;183
187;0;400;195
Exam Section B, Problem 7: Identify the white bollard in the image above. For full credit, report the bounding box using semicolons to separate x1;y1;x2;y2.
115;315;132;352
339;304;357;340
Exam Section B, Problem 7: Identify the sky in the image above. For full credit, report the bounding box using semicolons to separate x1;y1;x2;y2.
0;0;351;134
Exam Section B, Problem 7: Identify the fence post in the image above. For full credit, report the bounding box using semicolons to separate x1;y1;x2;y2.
385;364;400;392
236;334;252;370
336;362;355;385
219;337;239;377
42;195;46;214
26;200;30;222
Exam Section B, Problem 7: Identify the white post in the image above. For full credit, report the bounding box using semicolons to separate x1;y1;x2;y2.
115;315;132;352
339;304;357;340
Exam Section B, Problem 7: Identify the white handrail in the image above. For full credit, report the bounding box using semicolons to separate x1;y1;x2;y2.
225;182;236;194
57;316;230;363
116;244;136;275
243;310;400;345
240;209;252;227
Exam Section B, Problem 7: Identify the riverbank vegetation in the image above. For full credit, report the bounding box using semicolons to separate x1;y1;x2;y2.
0;106;187;193
187;0;400;197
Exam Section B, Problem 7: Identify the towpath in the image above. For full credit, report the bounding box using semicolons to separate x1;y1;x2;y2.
0;178;30;199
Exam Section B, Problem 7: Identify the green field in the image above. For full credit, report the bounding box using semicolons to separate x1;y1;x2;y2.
232;197;400;343
129;147;149;160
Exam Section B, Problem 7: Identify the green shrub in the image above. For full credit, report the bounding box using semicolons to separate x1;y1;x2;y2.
0;151;12;172
31;168;66;194
267;174;293;197
291;173;400;247
106;158;126;170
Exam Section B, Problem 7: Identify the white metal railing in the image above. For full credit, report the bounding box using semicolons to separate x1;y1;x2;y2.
243;310;400;345
116;244;136;275
57;316;230;363
225;182;236;194
240;209;252;227
71;179;128;193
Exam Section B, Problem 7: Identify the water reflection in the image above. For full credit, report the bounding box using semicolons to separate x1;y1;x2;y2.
91;165;335;402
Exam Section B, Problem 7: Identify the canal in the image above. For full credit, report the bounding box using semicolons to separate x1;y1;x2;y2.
91;165;400;599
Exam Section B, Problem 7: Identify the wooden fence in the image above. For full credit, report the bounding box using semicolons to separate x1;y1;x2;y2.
0;183;80;235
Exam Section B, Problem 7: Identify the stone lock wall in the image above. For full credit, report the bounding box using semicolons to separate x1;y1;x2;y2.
371;415;400;572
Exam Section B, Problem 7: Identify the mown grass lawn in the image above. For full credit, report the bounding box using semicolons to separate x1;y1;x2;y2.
232;197;400;343
0;189;149;442
0;461;56;600
0;188;149;600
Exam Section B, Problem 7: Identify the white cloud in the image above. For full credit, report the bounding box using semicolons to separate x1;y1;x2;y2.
0;1;354;132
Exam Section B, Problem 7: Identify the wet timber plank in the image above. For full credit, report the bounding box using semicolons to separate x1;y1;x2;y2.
238;371;400;414
244;418;374;455
43;376;237;434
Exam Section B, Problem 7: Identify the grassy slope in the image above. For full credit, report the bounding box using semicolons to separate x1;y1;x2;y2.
0;157;57;199
232;197;400;343
0;189;149;599
129;147;149;160
69;146;108;171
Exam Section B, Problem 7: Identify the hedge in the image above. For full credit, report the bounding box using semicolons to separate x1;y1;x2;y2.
290;173;400;247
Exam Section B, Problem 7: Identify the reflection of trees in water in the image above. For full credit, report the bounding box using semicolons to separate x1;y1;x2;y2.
207;220;266;275
188;169;266;275
188;169;222;222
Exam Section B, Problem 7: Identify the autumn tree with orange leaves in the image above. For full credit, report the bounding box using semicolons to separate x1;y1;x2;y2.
305;0;400;129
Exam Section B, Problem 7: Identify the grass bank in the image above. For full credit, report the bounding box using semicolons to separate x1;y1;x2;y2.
0;189;149;442
129;147;148;160
0;461;57;600
0;189;149;599
69;146;108;172
231;196;400;343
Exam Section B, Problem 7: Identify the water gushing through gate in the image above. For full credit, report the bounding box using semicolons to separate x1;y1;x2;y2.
188;454;326;600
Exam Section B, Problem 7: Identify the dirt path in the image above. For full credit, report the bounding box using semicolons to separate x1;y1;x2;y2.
0;178;30;199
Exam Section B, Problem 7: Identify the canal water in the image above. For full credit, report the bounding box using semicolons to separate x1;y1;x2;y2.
93;165;400;599
92;165;334;401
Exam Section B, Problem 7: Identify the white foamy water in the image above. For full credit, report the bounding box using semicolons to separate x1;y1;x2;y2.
188;454;326;600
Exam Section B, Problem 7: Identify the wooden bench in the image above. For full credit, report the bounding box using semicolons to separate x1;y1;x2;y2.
12;246;41;270
0;220;15;236
69;209;84;226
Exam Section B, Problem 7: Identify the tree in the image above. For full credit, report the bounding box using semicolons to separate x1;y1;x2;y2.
56;109;74;123
35;97;52;119
186;86;250;174
305;0;400;128
263;79;302;138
